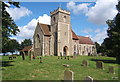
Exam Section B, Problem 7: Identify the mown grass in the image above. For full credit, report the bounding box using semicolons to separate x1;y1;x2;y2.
1;55;119;80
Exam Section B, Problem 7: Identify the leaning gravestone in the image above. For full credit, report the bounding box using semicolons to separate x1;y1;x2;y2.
85;76;93;82
22;52;25;60
64;70;74;82
82;60;88;67
109;66;115;74
96;61;104;69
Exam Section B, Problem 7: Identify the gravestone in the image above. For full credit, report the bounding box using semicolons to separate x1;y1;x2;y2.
40;57;42;63
29;51;32;61
85;76;93;82
61;55;62;59
64;70;74;82
96;61;104;69
67;56;69;60
58;56;59;59
82;60;88;67
22;52;25;60
109;66;115;74
65;56;66;59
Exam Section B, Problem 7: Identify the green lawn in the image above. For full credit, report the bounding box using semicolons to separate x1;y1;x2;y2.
1;55;119;80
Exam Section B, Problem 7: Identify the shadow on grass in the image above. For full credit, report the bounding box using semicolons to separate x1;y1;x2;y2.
0;61;15;67
90;59;117;64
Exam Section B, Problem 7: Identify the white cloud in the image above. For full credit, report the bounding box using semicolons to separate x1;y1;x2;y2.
67;0;118;25
91;28;108;44
81;27;107;44
86;0;118;25
15;14;51;43
67;1;90;14
94;28;101;33
6;6;32;21
38;14;51;25
82;28;93;34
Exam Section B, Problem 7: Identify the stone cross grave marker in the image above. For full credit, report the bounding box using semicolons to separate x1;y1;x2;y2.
96;61;104;69
82;60;88;67
64;70;74;82
85;76;93;82
109;66;115;74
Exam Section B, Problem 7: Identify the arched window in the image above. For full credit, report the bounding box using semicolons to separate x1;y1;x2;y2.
63;15;66;22
74;45;76;55
79;45;81;54
53;17;56;22
35;34;40;48
84;46;85;51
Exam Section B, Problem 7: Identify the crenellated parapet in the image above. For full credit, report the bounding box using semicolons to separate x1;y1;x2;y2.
50;7;70;16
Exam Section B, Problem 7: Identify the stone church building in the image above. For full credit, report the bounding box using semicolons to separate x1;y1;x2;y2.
33;8;96;56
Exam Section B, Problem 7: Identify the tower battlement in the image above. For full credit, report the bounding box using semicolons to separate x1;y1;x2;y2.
50;7;70;16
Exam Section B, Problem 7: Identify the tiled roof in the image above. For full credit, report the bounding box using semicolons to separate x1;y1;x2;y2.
39;23;51;36
77;36;94;45
72;30;79;40
21;45;32;51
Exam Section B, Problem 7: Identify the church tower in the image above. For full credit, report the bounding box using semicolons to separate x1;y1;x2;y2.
50;8;72;56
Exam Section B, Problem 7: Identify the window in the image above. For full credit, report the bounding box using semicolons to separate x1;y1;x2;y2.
74;45;76;55
63;15;66;22
35;34;40;48
84;46;85;51
53;17;55;22
64;15;66;18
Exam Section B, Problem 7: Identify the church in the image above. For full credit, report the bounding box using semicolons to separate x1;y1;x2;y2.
33;7;96;56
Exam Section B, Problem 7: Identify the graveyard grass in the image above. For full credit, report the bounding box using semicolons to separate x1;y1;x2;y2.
1;55;119;80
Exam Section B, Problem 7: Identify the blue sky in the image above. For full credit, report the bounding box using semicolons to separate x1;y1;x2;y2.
5;0;118;44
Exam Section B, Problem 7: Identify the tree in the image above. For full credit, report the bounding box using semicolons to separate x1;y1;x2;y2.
105;1;120;64
95;42;101;53
8;39;20;54
20;39;32;50
2;2;20;39
1;2;20;54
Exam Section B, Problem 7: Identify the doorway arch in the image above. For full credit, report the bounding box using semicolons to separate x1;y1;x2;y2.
63;46;68;56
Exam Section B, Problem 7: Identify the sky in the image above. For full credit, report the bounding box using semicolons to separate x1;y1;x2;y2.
5;0;118;44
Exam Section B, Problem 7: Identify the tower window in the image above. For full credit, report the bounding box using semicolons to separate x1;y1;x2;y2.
63;15;66;22
53;17;55;22
64;16;66;18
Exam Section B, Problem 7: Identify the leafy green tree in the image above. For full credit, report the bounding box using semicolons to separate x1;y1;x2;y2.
95;42;101;53
2;2;20;39
105;1;120;64
8;39;20;54
1;2;20;55
20;39;32;50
